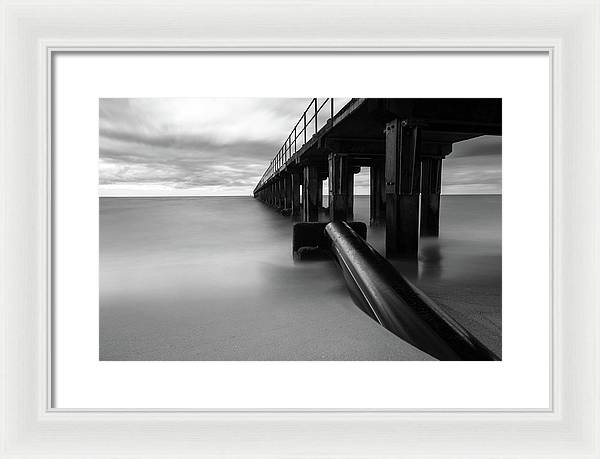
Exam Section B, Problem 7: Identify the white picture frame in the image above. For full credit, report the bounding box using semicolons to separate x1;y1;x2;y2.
1;0;598;457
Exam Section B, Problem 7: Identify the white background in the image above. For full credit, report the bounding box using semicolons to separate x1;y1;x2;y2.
53;53;550;409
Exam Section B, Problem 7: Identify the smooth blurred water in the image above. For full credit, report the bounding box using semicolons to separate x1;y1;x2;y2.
100;195;501;360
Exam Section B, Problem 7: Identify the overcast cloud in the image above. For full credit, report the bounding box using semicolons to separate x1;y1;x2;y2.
99;98;501;196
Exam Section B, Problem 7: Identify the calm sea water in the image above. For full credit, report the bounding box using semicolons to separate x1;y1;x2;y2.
100;195;501;360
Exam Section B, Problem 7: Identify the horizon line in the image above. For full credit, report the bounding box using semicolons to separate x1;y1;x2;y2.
99;193;503;198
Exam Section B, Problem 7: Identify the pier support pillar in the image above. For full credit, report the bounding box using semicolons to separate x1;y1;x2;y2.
328;153;353;221
279;179;285;209
385;119;421;259
349;166;360;220
302;165;320;222
280;176;286;209
316;178;324;210
370;162;386;225
291;172;301;217
271;184;275;207
420;157;443;237
278;179;284;209
283;174;292;210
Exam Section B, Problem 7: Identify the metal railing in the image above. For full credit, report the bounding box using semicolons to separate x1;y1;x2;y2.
255;98;336;191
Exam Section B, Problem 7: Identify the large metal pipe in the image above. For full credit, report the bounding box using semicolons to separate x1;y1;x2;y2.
325;221;499;361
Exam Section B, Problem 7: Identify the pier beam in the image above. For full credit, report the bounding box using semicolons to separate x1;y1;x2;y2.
370;162;386;225
291;172;301;217
302;165;320;222
385;119;421;259
328;153;353;221
420;157;443;237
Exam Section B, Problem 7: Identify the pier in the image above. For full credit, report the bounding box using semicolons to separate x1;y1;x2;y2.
253;98;501;360
253;98;501;258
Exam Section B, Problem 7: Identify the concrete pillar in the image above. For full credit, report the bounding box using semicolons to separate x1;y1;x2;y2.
328;153;353;221
302;165;320;222
385;119;421;259
370;162;386;225
282;178;287;209
420;157;443;237
276;179;283;209
280;179;285;209
349;166;360;220
283;174;291;210
316;178;324;210
291;172;301;217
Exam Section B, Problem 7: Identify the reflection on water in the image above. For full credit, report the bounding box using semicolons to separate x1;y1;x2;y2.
351;195;502;285
419;239;443;280
100;195;501;360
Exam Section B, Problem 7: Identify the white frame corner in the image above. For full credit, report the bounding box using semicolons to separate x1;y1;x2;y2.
1;0;599;457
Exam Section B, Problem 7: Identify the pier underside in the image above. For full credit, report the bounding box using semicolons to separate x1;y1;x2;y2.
254;98;501;259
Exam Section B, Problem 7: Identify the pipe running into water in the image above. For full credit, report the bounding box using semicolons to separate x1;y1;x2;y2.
325;221;499;361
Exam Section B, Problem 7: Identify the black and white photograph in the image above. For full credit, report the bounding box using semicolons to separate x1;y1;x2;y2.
8;0;600;453
99;97;502;361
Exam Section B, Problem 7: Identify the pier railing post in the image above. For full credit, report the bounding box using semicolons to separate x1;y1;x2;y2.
385;119;421;258
328;153;353;221
314;98;318;134
302;165;319;222
370;160;386;225
420;157;443;237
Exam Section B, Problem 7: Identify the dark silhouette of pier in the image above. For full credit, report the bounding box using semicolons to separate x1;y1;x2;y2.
253;98;501;360
253;98;501;259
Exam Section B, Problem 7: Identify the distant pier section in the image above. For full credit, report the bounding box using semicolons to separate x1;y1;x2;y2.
253;98;501;259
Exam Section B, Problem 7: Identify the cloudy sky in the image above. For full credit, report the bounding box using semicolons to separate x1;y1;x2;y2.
99;98;501;196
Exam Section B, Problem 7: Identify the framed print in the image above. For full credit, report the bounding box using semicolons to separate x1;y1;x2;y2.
52;53;544;411
1;0;599;457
